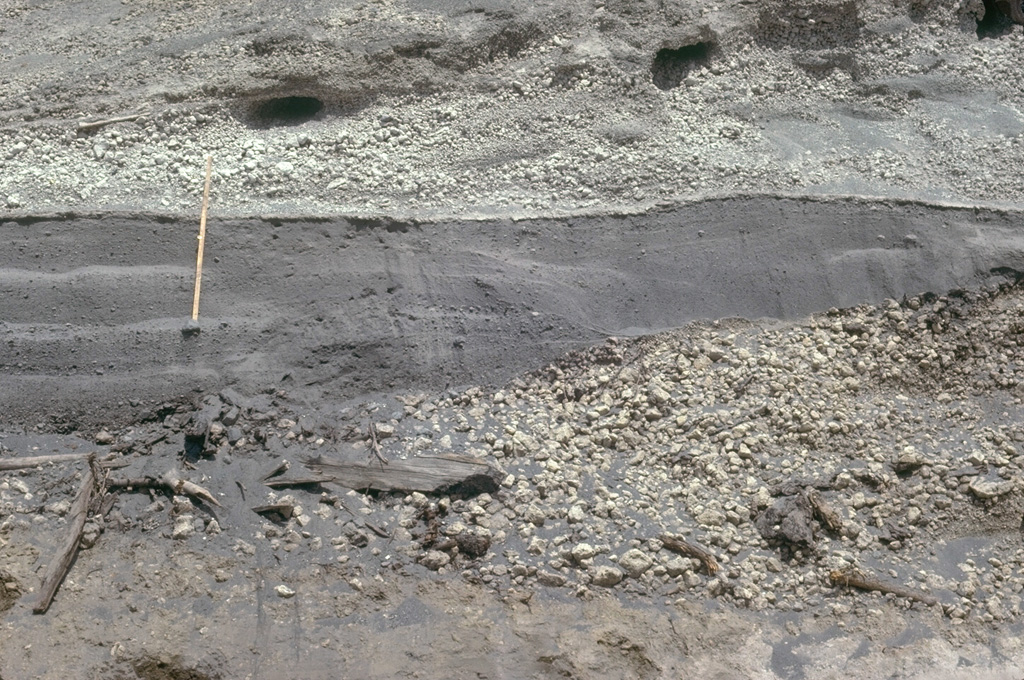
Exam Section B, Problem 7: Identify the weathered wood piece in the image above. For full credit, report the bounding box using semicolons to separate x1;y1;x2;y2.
658;533;720;575
0;453;123;471
76;112;145;131
304;454;500;497
260;459;290;483
34;458;96;614
263;476;331;489
0;452;94;471
107;469;221;507
828;568;938;606
806;489;845;534
184;402;222;456
252;504;294;521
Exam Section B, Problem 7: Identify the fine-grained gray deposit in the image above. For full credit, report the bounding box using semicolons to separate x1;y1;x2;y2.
3;197;1024;429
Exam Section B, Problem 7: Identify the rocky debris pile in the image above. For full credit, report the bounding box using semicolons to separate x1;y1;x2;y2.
394;280;1024;619
4;281;1024;629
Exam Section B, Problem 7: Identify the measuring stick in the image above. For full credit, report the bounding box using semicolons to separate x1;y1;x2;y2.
191;156;213;321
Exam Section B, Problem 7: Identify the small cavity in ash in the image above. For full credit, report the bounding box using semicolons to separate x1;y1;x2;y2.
651;42;713;91
251;96;324;127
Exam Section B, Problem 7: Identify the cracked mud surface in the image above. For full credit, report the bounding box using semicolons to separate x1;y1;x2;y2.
3;0;1024;678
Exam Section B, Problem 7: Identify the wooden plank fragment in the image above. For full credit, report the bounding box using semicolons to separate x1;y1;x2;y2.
34;459;96;614
0;454;124;472
304;454;500;496
260;459;291;482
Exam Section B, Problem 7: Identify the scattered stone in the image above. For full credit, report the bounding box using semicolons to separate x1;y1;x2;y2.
567;504;587;524
275;584;296;598
756;494;815;547
172;515;195;540
968;478;1017;500
665;558;690;578
571;543;597;563
80;521;101;549
226;426;244;444
618;549;653;579
591;566;623;587
536;571;567;587
455;526;492;558
419;550;451;571
45;499;71;517
521;505;546;526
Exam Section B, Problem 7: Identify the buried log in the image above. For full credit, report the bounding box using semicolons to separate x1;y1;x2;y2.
828;568;938;607
34;457;98;614
303;454;501;497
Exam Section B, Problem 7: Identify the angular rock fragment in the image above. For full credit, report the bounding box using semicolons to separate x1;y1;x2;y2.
455;526;492;558
536;571;566;587
618;549;653;578
968;477;1017;500
591;566;623;587
419;550;451;571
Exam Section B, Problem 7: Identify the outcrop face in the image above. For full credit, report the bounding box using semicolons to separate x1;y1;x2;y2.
3;2;1024;679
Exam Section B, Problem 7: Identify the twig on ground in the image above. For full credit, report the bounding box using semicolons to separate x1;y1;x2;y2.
76;112;146;132
107;469;220;507
828;568;938;606
33;455;97;614
190;156;213;323
367;422;387;470
658;533;720;575
363;520;391;538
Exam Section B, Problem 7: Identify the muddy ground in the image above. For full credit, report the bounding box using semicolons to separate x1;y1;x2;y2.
3;0;1024;678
